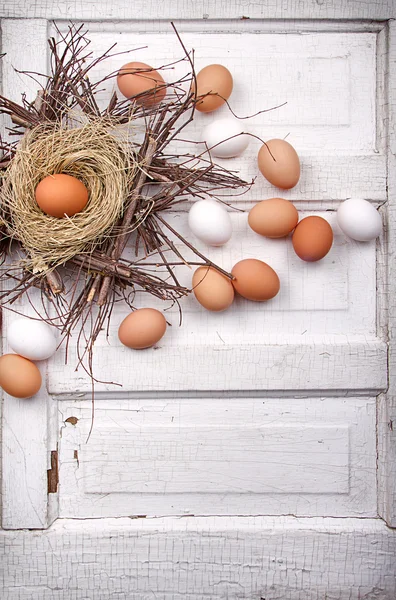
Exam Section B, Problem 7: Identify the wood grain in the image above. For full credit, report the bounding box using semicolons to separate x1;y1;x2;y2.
1;516;395;599
0;9;395;600
58;397;377;518
378;19;396;527
0;20;55;530
0;0;395;20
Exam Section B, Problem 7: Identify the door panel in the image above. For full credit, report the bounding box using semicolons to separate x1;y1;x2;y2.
0;16;389;528
58;396;377;518
0;19;54;530
50;208;386;392
1;2;396;598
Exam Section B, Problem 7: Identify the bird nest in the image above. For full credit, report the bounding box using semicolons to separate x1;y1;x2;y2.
1;118;134;273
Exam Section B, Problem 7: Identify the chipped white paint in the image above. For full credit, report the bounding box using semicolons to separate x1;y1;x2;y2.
0;20;56;530
58;397;377;518
1;0;396;20
0;276;58;529
378;19;396;527
1;516;396;600
50;341;388;393
1;2;396;598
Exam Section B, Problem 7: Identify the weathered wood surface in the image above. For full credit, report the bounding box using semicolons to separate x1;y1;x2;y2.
55;22;384;202
378;19;396;527
0;2;396;598
58;396;377;518
0;13;391;520
43;22;387;394
49;208;386;393
1;516;396;600
0;0;395;20
0;19;57;530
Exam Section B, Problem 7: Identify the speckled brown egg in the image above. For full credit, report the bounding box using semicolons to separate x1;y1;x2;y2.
117;61;166;107
192;266;234;312
231;259;280;301
0;354;42;398
258;139;300;189
194;64;233;113
118;308;167;349
292;216;333;262
248;198;299;238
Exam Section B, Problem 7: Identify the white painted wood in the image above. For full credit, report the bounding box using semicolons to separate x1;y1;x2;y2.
378;19;396;527
49;212;386;393
59;209;378;328
51;21;385;202
58;397;377;518
43;23;386;393
1;0;395;20
0;20;57;529
85;425;351;494
50;340;387;393
70;24;378;152
1;516;396;599
0;19;47;103
0;7;394;600
1;368;51;529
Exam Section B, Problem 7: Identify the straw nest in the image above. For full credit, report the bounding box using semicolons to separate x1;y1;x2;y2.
1;118;136;273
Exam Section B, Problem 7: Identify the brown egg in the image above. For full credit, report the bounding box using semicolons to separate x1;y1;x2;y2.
248;198;299;238
35;174;88;218
192;266;234;312
0;354;42;398
117;61;166;107
118;308;167;349
292;216;333;262
231;259;280;301
258;139;300;189
194;64;233;113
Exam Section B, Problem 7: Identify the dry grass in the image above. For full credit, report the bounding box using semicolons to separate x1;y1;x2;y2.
0;116;137;272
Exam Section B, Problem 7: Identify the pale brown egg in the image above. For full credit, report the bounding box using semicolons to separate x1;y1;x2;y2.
258;139;300;189
194;64;233;113
231;259;280;301
192;266;234;312
0;354;42;398
248;198;299;238
292;216;333;262
118;308;167;349
117;61;166;107
35;174;88;218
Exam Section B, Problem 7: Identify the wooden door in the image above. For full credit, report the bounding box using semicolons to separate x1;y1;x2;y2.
1;2;396;599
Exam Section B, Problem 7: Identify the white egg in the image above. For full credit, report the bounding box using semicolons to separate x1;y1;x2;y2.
201;118;250;158
188;199;232;246
337;198;382;242
8;318;58;361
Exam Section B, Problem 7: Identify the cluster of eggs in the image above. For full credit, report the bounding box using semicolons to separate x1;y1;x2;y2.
116;191;382;353
114;58;384;350
187;183;381;313
0;58;384;398
0;319;58;398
